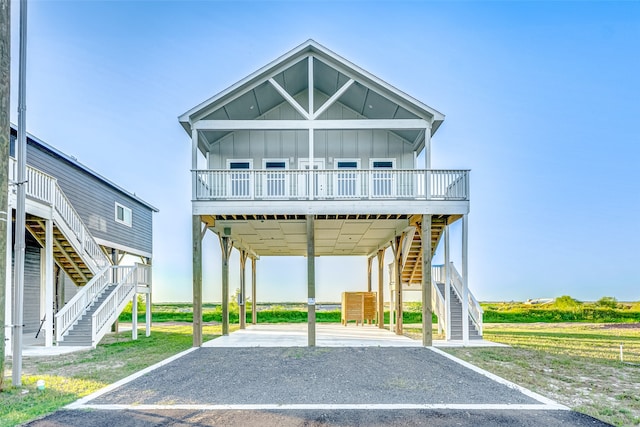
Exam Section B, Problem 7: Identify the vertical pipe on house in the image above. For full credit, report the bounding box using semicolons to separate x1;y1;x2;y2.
44;219;53;347
377;248;384;329
251;257;257;325
444;224;451;340
462;214;469;344
306;214;315;346
422;215;432;346
192;216;203;347
12;0;27;386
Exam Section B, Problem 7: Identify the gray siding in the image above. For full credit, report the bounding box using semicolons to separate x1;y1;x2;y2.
18;135;153;256
12;233;42;334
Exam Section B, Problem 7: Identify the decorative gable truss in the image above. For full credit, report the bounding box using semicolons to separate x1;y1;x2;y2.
180;40;445;157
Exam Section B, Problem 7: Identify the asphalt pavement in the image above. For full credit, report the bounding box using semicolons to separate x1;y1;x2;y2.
23;326;613;426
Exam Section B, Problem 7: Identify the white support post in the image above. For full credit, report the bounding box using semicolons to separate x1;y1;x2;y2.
308;56;314;201
308;129;314;200
191;129;199;200
444;224;451;341
308;55;314;118
462;214;469;345
424;126;431;200
251;257;257;325
145;292;151;337
44;218;54;347
132;292;138;340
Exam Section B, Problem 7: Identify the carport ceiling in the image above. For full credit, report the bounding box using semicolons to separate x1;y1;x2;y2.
211;218;408;256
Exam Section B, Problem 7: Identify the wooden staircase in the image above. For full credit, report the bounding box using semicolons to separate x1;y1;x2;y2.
398;215;482;340
26;214;94;286
401;215;449;287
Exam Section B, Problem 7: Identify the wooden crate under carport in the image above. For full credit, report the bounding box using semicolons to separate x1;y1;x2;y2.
341;292;377;326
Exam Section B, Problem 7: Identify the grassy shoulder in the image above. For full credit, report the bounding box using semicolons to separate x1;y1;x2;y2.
439;323;640;427
0;324;231;427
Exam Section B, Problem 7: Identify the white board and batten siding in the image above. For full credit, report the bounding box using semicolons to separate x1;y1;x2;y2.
206;94;417;170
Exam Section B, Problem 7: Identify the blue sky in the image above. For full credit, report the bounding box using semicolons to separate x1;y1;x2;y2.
9;1;640;303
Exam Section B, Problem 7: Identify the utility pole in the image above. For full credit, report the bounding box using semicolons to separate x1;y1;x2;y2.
0;0;10;392
13;0;27;387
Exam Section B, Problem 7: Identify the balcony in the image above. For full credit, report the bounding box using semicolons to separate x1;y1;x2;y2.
193;169;469;202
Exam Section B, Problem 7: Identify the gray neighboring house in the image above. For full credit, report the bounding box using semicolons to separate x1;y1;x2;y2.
5;126;158;351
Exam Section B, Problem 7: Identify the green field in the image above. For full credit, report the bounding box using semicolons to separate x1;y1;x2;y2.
120;297;640;325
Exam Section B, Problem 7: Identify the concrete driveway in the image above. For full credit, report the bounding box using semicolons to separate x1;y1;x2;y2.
25;325;611;426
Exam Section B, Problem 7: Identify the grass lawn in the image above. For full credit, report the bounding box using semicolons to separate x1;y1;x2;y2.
439;323;640;427
0;324;234;427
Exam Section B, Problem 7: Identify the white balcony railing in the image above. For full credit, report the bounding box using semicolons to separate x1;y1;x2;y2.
194;169;469;201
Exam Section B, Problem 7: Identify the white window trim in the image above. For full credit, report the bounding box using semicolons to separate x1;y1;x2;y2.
115;202;133;227
226;159;254;169
262;158;289;169
370;158;396;169
334;158;361;169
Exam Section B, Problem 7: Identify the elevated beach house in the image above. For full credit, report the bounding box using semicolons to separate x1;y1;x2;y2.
181;40;482;346
5;127;157;352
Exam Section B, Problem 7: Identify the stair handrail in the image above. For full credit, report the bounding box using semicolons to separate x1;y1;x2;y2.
51;181;110;271
448;262;483;336
431;278;446;334
91;265;138;347
12;157;110;273
55;265;112;342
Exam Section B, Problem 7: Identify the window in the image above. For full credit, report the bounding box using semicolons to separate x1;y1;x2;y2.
335;159;361;197
370;159;395;197
115;202;132;227
227;159;253;198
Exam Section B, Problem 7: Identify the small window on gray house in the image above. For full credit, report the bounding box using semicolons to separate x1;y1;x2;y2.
115;202;132;227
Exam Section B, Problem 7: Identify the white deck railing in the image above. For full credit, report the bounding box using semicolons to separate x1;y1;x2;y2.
449;262;483;336
55;266;112;342
194;169;469;201
91;265;140;347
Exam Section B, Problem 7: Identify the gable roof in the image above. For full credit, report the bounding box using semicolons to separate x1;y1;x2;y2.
179;40;445;145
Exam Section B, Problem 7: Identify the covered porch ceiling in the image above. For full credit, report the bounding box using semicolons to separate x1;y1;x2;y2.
204;214;411;257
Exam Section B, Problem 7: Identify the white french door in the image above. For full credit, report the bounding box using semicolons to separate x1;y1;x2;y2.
298;159;326;198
